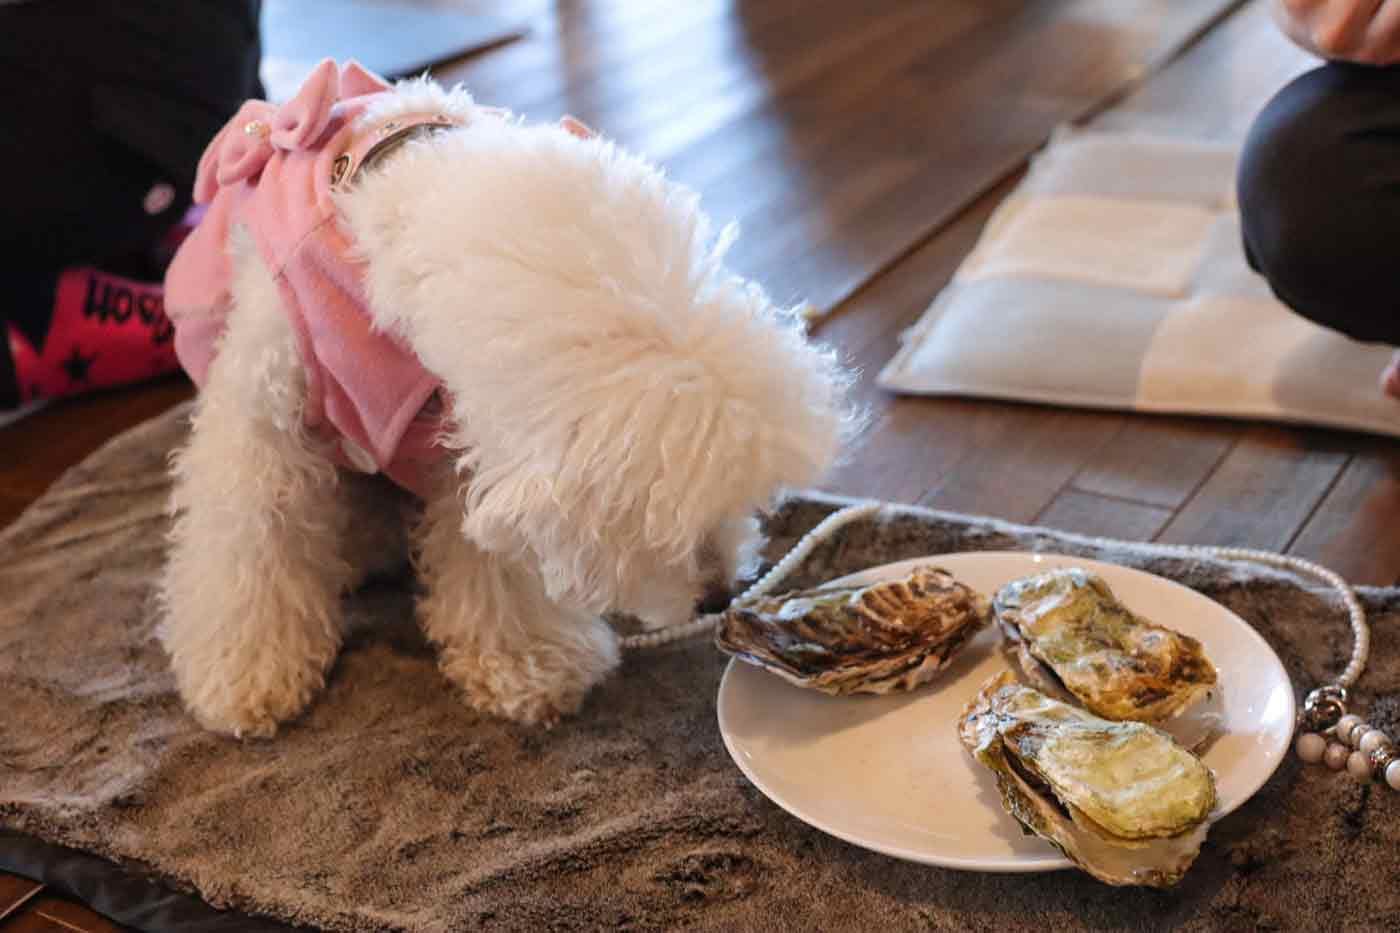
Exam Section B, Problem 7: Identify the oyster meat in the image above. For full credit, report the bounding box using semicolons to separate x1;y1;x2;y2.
993;568;1220;748
959;671;1216;887
716;565;988;695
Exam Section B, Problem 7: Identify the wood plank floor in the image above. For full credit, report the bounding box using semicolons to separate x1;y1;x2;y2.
2;1;1395;929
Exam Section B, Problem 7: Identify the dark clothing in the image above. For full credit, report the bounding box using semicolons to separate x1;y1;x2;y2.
0;0;261;294
0;0;261;405
1239;63;1400;346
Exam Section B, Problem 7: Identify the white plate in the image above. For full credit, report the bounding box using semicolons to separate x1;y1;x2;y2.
716;552;1296;872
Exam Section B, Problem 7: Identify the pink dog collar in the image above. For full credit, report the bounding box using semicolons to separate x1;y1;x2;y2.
328;111;463;191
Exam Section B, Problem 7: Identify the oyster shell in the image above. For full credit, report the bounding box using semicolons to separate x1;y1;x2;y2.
993;568;1220;747
959;671;1216;887
716;565;988;695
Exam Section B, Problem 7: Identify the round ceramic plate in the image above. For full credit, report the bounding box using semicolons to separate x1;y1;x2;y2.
716;551;1296;872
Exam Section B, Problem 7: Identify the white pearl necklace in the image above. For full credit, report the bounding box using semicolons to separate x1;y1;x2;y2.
623;504;1388;788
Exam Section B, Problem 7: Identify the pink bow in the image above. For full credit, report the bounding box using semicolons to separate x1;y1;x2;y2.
193;59;392;203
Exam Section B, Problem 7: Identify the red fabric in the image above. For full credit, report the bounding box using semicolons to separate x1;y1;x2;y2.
7;268;179;404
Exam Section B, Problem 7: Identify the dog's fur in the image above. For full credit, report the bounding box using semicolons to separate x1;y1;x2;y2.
158;80;856;737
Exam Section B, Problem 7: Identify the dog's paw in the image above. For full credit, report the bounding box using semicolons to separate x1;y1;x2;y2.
471;676;588;730
188;699;288;740
441;636;619;728
172;654;329;740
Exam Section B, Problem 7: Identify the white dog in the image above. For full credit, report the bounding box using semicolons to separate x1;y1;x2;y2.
157;62;854;738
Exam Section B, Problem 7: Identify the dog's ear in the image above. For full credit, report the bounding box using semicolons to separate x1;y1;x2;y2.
448;305;855;617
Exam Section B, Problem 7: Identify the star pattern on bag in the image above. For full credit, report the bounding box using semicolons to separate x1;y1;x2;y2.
61;345;98;385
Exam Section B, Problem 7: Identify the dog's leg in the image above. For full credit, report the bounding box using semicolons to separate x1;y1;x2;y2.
413;480;620;727
158;231;357;738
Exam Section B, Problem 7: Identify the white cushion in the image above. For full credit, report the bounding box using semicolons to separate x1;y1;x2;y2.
958;195;1217;298
879;129;1400;437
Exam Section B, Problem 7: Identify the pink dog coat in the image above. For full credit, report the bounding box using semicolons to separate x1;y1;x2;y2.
165;60;462;497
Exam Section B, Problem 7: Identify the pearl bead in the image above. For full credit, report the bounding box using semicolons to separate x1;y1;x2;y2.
1387;759;1400;792
1296;732;1327;764
1337;714;1362;739
1325;743;1350;771
1348;750;1375;780
1359;729;1390;755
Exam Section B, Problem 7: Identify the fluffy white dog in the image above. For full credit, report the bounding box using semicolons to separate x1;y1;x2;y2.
157;65;854;738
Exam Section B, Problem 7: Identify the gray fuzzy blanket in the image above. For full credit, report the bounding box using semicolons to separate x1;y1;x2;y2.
2;405;1398;932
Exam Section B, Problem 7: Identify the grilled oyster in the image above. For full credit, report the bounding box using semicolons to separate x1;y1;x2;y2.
993;568;1220;748
716;565;988;695
959;672;1216;887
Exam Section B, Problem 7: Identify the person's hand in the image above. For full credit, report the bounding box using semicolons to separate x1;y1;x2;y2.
1274;0;1400;65
1380;350;1400;399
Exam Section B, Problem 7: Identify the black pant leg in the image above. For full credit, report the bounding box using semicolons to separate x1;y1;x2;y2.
0;0;261;268
1238;63;1400;346
0;0;260;342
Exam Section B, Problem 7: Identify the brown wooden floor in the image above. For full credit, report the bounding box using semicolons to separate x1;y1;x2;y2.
2;1;1396;930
